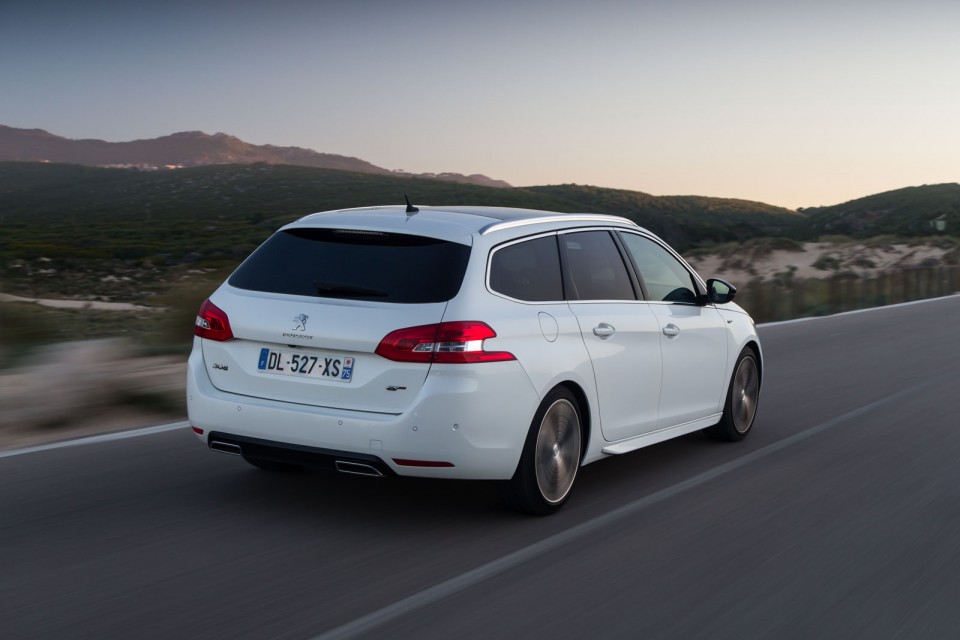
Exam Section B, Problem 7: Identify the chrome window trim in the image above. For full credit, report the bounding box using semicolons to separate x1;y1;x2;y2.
567;299;654;306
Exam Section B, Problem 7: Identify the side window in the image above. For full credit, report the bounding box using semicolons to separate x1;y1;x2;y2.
561;231;636;301
489;235;563;301
619;233;699;304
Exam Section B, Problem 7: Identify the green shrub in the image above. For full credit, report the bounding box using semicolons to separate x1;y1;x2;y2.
817;235;854;245
812;255;842;271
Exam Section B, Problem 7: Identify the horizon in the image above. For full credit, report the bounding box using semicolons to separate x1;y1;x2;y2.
3;0;959;209
5;122;960;211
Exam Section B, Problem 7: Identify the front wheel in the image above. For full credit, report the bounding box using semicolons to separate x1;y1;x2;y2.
502;388;583;515
705;348;760;441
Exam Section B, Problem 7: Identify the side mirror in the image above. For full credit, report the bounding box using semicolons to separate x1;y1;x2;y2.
706;278;736;304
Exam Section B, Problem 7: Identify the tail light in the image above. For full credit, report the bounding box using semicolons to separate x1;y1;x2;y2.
375;321;515;364
194;299;234;341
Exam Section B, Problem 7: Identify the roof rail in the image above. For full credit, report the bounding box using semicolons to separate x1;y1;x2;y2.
480;214;637;235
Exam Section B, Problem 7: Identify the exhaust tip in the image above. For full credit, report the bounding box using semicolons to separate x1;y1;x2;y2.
335;460;384;477
210;441;243;456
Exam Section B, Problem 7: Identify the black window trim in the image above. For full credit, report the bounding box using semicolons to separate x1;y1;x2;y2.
610;231;648;300
557;228;640;303
485;225;708;306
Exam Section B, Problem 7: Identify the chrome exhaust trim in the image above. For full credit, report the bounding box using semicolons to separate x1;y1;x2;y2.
210;441;243;456
335;460;384;477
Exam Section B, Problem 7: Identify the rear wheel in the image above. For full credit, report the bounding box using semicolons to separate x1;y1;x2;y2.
705;348;760;441
243;456;303;472
502;388;582;515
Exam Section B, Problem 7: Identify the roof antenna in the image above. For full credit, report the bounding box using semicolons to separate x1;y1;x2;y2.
404;195;419;214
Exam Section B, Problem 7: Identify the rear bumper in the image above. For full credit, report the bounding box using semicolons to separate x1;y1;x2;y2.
186;346;540;480
207;431;397;476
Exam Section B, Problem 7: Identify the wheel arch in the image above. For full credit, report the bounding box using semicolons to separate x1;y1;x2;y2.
553;380;590;460
743;339;763;387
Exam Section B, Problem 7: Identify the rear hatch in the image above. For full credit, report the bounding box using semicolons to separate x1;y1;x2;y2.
200;226;471;414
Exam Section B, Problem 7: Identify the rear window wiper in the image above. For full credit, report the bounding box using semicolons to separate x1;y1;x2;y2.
313;281;388;298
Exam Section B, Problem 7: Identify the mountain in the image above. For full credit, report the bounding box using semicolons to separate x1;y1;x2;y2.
526;184;805;248
0;125;511;188
0;161;803;248
800;184;960;237
0;161;807;301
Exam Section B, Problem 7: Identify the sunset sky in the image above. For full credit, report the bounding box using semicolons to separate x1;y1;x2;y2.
2;0;958;209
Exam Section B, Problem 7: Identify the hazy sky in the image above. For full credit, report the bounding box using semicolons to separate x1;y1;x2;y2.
2;0;959;208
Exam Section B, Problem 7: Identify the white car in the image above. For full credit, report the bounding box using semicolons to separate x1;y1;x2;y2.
187;205;762;514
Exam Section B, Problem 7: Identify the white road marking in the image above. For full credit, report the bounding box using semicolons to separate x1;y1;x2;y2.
758;292;959;327
0;421;190;459
312;378;936;640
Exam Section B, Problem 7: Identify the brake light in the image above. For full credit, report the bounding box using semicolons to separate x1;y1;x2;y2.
375;321;515;363
194;299;234;341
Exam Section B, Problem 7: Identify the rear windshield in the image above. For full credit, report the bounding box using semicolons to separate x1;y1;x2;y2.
229;228;471;304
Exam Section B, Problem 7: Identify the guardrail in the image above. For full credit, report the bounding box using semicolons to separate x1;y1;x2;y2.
734;266;960;323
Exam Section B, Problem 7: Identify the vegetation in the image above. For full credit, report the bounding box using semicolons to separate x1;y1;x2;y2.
801;183;960;238
1;161;957;320
524;185;805;248
4;162;959;437
737;265;960;323
0;161;807;301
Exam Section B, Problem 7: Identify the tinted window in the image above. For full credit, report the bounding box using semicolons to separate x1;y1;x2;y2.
490;235;563;301
229;228;470;304
561;231;636;301
619;233;698;303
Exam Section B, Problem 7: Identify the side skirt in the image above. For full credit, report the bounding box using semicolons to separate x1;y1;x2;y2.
601;413;723;455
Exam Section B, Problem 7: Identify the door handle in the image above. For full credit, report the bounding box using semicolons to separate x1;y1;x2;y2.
662;323;680;337
593;323;616;339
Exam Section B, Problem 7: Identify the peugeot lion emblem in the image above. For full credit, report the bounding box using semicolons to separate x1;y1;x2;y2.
292;314;309;331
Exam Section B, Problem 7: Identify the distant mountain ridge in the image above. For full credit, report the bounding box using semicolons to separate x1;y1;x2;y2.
0;161;810;252
2;125;956;241
0;125;512;188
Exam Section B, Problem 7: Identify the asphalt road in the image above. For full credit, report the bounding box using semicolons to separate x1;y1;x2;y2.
2;296;959;639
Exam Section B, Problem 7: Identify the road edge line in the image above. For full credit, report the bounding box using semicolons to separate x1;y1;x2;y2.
0;421;190;459
311;378;935;640
758;292;960;328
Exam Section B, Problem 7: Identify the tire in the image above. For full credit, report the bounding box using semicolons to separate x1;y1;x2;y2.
502;387;583;515
243;456;303;472
705;348;760;442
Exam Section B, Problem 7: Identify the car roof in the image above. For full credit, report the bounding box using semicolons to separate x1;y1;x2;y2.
291;205;640;243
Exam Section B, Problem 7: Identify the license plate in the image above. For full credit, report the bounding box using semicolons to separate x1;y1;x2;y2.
257;348;354;382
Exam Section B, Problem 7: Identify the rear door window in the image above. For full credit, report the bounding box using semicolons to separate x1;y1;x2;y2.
229;228;470;304
489;235;563;301
561;231;636;301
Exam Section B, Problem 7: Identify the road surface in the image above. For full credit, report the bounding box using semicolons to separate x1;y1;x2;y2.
2;296;958;639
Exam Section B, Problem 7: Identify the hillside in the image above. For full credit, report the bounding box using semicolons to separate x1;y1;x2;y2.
0;125;511;188
0;162;801;243
801;183;960;237
527;184;805;248
0;162;804;301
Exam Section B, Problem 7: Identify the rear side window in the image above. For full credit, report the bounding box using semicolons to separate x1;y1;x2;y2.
561;231;636;301
229;228;470;304
489;235;563;301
